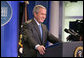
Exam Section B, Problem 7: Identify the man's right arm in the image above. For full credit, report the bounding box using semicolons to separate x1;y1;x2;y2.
22;23;38;48
35;44;46;55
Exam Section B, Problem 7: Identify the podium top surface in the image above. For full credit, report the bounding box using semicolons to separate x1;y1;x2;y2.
46;41;83;48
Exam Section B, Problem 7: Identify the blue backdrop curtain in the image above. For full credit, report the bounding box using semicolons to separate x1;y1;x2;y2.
1;1;19;57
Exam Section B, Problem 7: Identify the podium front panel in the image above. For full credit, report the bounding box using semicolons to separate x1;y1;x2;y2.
37;41;83;57
37;43;62;57
63;41;83;57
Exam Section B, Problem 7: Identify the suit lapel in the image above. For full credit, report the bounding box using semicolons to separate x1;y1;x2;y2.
41;24;46;44
32;19;42;43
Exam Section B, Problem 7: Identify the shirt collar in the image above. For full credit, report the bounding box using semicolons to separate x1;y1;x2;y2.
34;18;41;26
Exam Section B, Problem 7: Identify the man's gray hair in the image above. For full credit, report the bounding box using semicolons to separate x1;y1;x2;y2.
33;5;47;14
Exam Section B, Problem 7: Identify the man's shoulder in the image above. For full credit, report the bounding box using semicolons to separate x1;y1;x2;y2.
22;19;33;28
25;19;32;24
23;19;32;25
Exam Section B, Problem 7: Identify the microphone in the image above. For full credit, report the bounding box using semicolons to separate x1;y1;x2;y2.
64;28;80;36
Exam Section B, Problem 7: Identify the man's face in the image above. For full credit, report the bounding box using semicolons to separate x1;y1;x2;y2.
34;8;47;24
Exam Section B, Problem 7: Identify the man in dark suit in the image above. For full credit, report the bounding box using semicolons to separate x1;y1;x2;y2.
22;5;62;57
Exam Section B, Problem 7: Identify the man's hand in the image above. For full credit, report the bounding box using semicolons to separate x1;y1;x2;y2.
36;45;46;55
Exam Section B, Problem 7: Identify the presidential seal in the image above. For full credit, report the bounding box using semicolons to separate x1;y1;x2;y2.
1;1;12;26
74;46;83;57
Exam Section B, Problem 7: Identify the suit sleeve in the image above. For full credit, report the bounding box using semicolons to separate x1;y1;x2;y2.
22;23;38;49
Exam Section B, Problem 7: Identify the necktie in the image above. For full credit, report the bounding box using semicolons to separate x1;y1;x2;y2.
38;24;43;41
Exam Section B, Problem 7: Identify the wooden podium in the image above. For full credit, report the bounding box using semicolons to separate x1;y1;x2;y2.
37;41;83;57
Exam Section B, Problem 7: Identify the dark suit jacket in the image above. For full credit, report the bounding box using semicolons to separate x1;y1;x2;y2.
22;19;62;57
